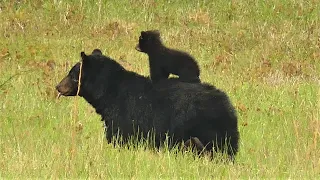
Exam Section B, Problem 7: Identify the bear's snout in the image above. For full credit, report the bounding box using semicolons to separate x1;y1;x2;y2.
55;76;77;98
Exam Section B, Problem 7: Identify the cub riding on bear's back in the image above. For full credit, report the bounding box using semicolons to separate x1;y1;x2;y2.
135;30;201;83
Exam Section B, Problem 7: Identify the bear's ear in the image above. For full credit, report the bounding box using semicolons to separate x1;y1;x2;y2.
92;49;102;55
141;31;147;37
153;30;160;36
150;30;160;40
80;51;88;62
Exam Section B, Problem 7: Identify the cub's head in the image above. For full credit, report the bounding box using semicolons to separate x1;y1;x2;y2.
135;30;162;53
56;49;123;99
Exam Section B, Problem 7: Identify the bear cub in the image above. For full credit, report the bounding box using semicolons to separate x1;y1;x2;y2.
135;30;201;83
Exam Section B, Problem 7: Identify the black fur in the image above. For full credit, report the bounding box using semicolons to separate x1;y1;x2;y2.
92;49;103;55
56;50;239;161
136;30;201;83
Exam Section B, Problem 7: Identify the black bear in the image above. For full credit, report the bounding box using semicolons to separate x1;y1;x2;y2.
135;30;201;83
56;49;239;161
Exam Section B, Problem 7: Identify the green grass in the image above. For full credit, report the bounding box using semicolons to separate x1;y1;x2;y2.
1;0;319;178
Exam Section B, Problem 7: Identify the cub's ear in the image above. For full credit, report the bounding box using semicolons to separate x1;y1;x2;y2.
154;30;161;38
141;31;146;36
153;30;160;35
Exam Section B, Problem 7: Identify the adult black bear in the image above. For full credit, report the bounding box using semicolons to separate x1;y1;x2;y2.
135;30;201;83
56;49;239;161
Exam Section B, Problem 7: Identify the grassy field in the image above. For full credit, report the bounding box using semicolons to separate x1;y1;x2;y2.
0;0;319;178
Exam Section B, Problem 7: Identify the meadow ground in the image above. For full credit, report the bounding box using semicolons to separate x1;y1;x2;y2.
0;0;319;179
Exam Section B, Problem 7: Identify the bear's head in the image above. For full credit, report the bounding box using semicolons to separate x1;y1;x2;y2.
56;49;122;99
55;60;81;98
135;30;162;53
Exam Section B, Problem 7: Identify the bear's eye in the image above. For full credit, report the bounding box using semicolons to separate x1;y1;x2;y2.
72;78;79;83
70;75;79;83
